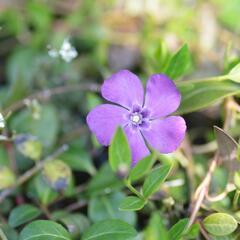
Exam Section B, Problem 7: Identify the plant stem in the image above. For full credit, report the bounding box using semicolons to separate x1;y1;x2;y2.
3;83;100;115
187;97;233;229
0;144;68;204
233;190;240;210
177;74;229;86
125;180;144;200
188;154;218;228
39;203;52;219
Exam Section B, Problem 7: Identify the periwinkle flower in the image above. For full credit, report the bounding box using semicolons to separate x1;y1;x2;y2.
87;70;186;165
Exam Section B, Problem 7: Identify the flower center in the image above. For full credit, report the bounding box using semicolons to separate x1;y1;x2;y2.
130;113;142;125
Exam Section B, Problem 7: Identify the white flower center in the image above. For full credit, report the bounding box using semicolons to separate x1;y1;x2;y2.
130;113;142;124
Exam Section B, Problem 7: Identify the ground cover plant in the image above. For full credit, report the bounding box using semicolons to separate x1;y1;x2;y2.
0;0;240;239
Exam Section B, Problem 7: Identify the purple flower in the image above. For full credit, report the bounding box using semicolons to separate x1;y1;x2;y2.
87;70;186;165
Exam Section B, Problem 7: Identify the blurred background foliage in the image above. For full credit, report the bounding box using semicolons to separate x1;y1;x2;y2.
0;0;240;239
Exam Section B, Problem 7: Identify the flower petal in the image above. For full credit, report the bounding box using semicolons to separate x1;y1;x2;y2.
144;74;181;118
142;116;186;153
86;104;128;146
124;125;150;165
101;70;144;109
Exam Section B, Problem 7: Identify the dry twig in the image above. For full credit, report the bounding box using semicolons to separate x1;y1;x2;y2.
0;145;68;204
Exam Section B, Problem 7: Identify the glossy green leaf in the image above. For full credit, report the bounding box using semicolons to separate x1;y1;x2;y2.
169;218;189;240
82;219;137;240
109;127;131;173
15;135;42;161
217;0;240;32
43;160;72;191
87;163;123;196
143;39;170;74
19;220;71;240
185;223;200;239
55;213;90;238
59;139;96;175
234;171;240;189
143;164;172;198
211;235;235;240
0;167;16;190
86;93;103;111
0;146;9;167
4;48;36;106
0;224;18;240
177;80;240;114
4;77;27;107
203;213;238;236
228;63;240;82
165;44;191;80
8;204;41;228
129;154;154;182
34;174;58;205
27;1;52;30
89;192;136;225
144;212;169;240
10;104;60;148
60;148;95;175
119;196;145;211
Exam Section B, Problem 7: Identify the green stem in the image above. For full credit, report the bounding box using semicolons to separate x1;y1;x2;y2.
177;74;229;85
233;190;240;210
125;179;144;200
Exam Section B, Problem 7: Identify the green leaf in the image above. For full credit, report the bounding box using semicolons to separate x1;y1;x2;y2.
89;192;136;225
217;0;240;32
56;213;90;238
228;63;240;82
0;167;16;190
27;1;52;30
86;93;103;111
109;127;131;173
8;204;41;228
60;148;95;175
234;171;240;189
203;213;238;236
10;104;60;148
143;164;172;198
143;39;170;74
34;174;58;205
59;139;96;175
87;163;123;196
19;220;71;240
129;154;154;182
185;223;200;239
82;219;137;240
144;212;169;240
43;160;72;191
6;48;37;84
15;135;42;161
165;44;191;80
0;146;9;167
0;224;18;240
119;196;145;211
211;235;235;240
177;80;240;114
169;218;189;240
